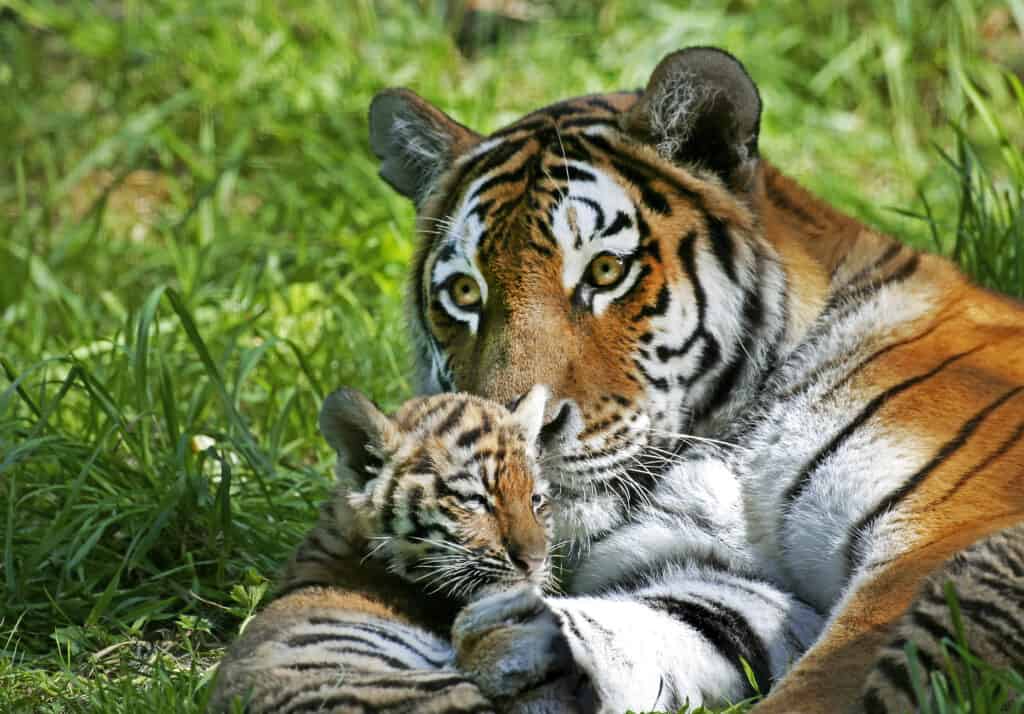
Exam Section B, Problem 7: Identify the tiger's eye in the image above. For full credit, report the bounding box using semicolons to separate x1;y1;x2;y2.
588;253;625;288
449;274;482;308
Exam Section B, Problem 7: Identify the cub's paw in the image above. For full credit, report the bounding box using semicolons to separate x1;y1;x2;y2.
452;588;595;714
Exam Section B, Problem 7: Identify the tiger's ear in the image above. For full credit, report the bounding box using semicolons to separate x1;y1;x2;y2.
320;388;398;483
623;47;762;193
509;384;550;449
369;88;481;207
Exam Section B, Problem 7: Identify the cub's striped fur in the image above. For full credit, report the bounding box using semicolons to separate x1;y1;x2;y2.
863;522;1024;713
210;387;557;713
361;46;1024;712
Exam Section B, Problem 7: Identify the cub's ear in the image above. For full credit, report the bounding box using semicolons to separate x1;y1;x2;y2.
509;384;550;448
623;47;762;192
369;88;480;207
320;388;398;482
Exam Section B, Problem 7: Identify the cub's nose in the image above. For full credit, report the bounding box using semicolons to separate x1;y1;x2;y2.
507;542;546;576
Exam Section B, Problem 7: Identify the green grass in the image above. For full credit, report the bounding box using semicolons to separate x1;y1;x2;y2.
1;0;1022;711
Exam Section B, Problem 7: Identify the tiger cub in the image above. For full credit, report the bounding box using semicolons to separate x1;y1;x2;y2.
862;522;1024;713
209;385;556;713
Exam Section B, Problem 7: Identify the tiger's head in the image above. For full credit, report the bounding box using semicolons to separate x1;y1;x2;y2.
319;385;555;600
370;48;790;539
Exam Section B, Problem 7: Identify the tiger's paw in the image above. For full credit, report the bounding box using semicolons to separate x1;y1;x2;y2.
452;587;596;714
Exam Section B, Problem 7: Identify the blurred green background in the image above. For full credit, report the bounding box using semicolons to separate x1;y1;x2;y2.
1;1;1021;711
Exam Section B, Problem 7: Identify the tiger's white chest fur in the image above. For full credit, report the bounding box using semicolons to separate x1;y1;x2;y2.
564;271;943;614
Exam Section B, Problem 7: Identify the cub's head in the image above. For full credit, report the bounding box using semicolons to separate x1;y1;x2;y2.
319;385;554;600
370;48;786;517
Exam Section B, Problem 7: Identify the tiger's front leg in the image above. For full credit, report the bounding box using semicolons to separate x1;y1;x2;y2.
210;586;495;714
454;574;821;714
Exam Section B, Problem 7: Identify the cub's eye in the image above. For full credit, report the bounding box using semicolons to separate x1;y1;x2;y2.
464;494;490;513
447;274;482;310
531;493;545;510
587;253;626;288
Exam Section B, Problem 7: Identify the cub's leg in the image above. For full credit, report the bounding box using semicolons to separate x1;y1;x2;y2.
861;523;1024;714
209;587;494;714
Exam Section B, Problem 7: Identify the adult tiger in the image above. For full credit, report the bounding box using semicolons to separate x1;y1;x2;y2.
365;47;1024;712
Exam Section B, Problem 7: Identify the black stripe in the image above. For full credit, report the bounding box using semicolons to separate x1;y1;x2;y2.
557;608;587;645
285;660;343;671
901;637;941;673
908;609;955;647
322;645;413;670
530;241;555;257
706;216;737;283
490;117;549;138
469;199;494;221
471;160;531;199
655;330;701;363
307;619;451;667
577;196;606;232
642;595;773;693
416;397;461;423
556;164;597;183
782;348;982;530
861;685;888;714
764;179;825;231
280;692;372;714
827;254;921;316
610;160;671;215
578;611;616;641
281;676;488;714
584;97;619;112
677;230;706;320
839;241;903;285
436;400;470;435
933;417;1024;507
845;381;1020;577
535;103;592;120
595;551;731;594
778;317;951;404
582;132;705;208
285;632;414;670
601;210;633;239
872;653;916;706
651;228;724;389
534;214;558;246
559;116;620;131
958;595;1024;646
632;284;671;322
692;277;765;422
405;485;428;540
633;358;669;391
474;138;530;176
431;135;534;227
456;427;483;448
